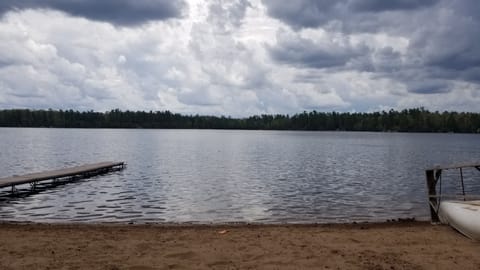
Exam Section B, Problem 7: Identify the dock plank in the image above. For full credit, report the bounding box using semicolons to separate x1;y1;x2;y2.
427;161;480;171
0;162;125;188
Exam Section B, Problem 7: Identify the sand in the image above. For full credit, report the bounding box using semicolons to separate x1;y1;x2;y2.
0;221;479;270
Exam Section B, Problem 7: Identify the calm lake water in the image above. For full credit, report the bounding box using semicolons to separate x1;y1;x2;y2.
0;128;479;223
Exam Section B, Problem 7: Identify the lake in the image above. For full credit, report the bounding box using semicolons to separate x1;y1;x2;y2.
0;128;479;223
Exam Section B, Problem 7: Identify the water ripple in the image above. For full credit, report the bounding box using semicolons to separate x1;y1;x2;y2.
0;129;479;223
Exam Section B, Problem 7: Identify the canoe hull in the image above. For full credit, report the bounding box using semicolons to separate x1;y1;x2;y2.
438;200;480;241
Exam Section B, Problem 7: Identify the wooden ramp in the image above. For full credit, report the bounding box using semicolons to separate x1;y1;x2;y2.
0;162;125;193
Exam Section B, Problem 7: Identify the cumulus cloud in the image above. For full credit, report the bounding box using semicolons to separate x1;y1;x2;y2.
0;0;479;115
207;0;252;33
0;0;185;26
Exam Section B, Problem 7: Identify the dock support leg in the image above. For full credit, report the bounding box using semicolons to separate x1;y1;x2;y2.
426;169;440;223
30;181;38;191
11;185;17;195
459;168;466;201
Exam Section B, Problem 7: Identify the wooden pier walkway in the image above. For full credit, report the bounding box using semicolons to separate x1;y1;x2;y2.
0;162;125;193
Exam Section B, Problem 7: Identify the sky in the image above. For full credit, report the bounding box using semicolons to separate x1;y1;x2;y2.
0;0;479;116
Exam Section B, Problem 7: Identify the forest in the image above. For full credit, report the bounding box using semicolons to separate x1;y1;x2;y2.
0;108;479;133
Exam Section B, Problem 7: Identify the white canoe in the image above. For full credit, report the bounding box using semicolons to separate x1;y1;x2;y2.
438;200;480;241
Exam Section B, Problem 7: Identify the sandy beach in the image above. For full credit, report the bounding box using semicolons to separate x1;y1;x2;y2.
0;221;479;269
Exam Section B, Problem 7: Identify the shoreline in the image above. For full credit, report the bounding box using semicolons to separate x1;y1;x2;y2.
1;221;479;269
0;217;423;226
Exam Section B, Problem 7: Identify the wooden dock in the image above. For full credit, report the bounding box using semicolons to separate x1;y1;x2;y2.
0;162;125;194
425;162;480;223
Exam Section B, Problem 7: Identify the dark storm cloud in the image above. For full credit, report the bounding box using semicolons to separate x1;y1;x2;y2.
264;0;480;95
406;0;480;83
406;80;451;95
269;32;369;69
261;0;438;29
350;0;438;12
261;0;341;29
0;0;185;26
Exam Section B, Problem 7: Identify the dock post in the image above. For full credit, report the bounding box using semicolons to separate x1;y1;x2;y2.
30;181;37;191
459;168;466;201
425;169;440;223
10;185;17;195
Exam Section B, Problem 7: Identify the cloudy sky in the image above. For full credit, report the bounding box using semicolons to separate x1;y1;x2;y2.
0;0;479;116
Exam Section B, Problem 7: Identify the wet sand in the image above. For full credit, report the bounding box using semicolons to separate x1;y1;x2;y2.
0;221;479;269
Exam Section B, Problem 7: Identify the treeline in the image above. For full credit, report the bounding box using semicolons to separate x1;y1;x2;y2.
0;108;479;133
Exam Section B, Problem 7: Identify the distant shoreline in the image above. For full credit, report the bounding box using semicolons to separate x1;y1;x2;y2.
0;126;479;135
1;108;479;133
